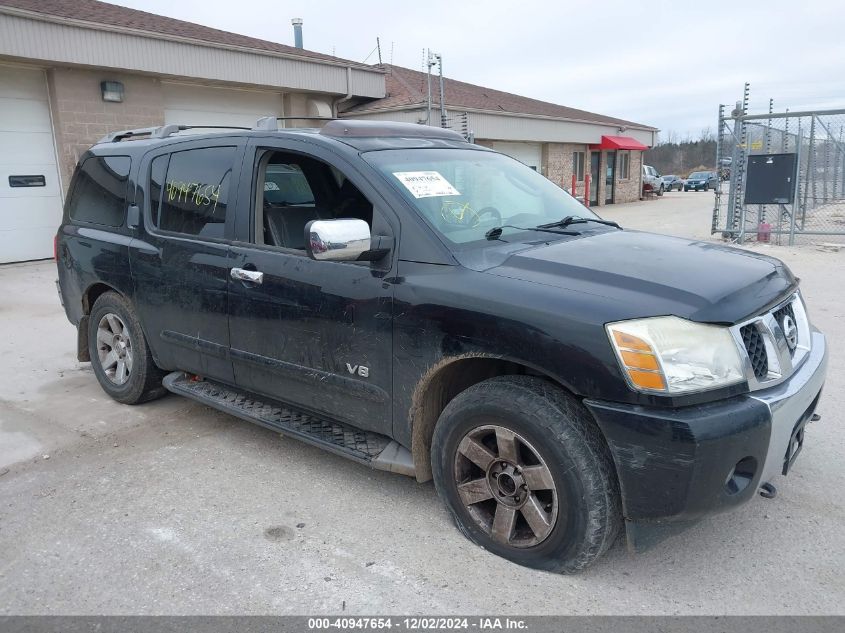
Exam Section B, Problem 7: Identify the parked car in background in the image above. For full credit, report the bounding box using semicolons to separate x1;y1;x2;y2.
684;171;719;191
662;175;684;191
642;164;664;196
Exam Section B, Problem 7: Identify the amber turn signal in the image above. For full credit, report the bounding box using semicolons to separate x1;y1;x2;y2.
609;329;667;391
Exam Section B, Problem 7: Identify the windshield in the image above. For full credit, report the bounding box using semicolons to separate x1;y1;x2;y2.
688;172;708;179
364;148;597;247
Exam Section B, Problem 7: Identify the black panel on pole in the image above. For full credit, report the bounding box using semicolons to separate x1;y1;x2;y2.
744;153;798;204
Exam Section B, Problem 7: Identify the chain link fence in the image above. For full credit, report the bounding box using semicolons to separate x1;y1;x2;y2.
713;106;845;245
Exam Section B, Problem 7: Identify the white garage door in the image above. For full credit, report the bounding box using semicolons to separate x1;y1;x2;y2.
163;83;283;130
0;65;63;263
486;141;543;171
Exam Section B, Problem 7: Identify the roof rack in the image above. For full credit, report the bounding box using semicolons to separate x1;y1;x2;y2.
319;119;466;141
98;124;252;144
252;116;337;131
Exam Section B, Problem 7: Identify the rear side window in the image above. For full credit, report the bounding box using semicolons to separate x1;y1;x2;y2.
152;146;236;238
68;156;131;226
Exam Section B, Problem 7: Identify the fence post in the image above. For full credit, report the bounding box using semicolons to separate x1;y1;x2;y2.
802;116;815;229
712;104;725;234
790;121;802;246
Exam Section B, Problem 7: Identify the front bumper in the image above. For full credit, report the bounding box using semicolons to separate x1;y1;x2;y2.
585;329;827;550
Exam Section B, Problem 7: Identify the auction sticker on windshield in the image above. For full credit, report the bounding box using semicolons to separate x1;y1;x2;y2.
393;171;460;198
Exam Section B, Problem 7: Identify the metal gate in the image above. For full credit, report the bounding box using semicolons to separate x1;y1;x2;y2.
713;95;845;245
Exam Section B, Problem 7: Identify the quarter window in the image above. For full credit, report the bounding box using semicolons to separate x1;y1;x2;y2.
153;146;236;237
572;151;586;182
68;156;131;226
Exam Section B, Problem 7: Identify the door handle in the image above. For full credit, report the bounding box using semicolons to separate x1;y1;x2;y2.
230;267;264;285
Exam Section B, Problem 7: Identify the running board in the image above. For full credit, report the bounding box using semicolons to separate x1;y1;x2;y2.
163;372;415;478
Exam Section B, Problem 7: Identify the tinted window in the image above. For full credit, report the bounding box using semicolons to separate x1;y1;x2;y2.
68;156;131;226
149;154;168;228
156;146;236;237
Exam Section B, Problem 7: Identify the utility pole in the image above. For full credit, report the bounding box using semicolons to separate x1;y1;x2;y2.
425;49;434;126
437;54;447;128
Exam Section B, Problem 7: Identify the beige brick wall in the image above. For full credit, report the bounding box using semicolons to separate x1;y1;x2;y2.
542;142;592;196
613;150;644;204
47;67;165;190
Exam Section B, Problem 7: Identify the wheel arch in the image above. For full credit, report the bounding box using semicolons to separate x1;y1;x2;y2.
409;354;596;482
76;282;122;362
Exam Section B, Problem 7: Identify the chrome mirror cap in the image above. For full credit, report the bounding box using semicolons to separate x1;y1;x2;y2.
305;218;371;261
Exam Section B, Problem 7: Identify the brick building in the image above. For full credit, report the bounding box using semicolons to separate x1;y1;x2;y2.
0;0;384;262
340;65;657;208
0;0;656;263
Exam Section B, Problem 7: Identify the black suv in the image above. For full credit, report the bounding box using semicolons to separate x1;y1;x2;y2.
56;119;827;572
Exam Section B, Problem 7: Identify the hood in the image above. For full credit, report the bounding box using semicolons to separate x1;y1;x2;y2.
486;230;797;324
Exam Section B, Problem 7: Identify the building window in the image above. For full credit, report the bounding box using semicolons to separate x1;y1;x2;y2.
573;151;586;182
618;151;631;180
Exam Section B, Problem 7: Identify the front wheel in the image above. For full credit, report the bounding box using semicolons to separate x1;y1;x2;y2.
431;376;622;573
88;291;167;404
657;185;664;196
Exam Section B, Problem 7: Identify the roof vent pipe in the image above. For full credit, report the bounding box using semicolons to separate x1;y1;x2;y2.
291;18;303;49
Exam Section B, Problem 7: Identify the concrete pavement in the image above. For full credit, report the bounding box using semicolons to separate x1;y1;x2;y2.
1;192;843;614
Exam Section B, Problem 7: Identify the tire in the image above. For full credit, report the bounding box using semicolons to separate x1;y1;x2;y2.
704;184;709;192
88;291;167;404
657;185;664;196
684;187;689;192
431;376;622;573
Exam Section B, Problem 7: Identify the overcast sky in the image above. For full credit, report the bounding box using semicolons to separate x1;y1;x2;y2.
114;0;844;140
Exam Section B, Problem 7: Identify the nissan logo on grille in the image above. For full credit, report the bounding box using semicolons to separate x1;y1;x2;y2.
782;314;798;350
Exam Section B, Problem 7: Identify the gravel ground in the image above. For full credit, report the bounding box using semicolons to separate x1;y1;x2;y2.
1;190;843;615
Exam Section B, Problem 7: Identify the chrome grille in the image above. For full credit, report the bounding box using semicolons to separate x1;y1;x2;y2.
731;293;811;391
740;324;768;379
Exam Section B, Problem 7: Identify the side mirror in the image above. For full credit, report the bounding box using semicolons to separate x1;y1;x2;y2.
305;218;371;261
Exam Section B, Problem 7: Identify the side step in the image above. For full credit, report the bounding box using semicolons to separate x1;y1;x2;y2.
163;372;415;478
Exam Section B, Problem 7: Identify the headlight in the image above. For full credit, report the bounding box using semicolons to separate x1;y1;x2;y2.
606;316;745;394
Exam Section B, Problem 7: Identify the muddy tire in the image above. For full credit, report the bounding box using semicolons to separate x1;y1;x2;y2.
87;291;167;404
431;376;622;573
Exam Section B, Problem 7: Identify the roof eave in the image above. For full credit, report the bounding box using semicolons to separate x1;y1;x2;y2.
0;5;385;73
342;102;657;132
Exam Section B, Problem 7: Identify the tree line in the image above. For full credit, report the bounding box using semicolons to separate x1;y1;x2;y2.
644;128;717;176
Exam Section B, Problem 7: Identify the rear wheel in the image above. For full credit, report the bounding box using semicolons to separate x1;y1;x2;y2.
431;376;621;573
657;185;664;196
88;291;167;404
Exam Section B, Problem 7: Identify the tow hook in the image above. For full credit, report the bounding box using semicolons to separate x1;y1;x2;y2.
811;413;821;422
759;482;777;499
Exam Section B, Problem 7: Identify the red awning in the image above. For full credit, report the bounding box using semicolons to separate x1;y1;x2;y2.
589;135;649;151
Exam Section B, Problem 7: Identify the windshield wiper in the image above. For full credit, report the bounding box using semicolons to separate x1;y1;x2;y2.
484;225;579;241
537;215;622;230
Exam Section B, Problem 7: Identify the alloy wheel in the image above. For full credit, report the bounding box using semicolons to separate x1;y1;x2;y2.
96;313;133;385
454;424;558;548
